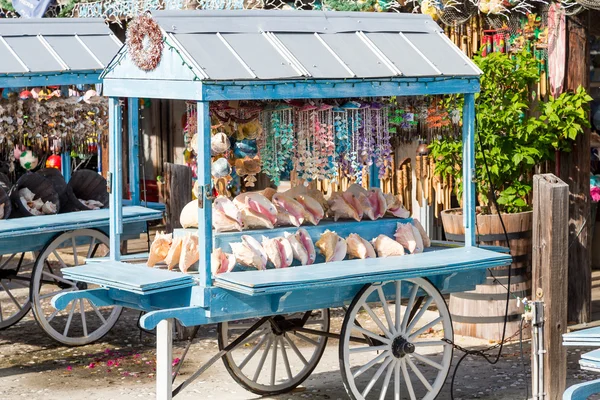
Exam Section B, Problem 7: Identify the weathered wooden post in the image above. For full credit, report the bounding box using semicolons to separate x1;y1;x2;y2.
532;173;569;399
163;162;192;232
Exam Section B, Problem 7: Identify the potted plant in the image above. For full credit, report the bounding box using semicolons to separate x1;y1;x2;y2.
429;49;591;340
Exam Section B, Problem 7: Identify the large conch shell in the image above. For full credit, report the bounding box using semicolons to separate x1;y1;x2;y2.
272;193;305;227
212;196;243;232
284;232;308;265
372;235;405;257
262;236;294;269
412;219;431;248
346;233;376;259
179;234;200;272
315;230;347;262
211;248;236;275
285;185;328;212
294;194;324;225
394;223;423;254
367;188;387;220
211;132;230;155
346;184;375;220
230;235;268;270
148;232;172;267
384;193;410;219
260;187;277;202
234;192;277;229
164;236;183;270
328;191;360;222
180;200;198;229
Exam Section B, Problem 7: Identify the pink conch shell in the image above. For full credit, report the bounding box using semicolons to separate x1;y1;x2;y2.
211;196;243;232
412;219;431;248
234;192;278;226
315;230;347;262
272;193;305;227
164;237;183;270
410;224;424;254
294;194;324;225
179;234;200;273
328;192;360;222
230;235;268;270
372;235;405;257
384;193;410;219
285;186;328;212
342;192;366;221
148;232;172;267
284;232;309;265
262;236;294;269
297;228;316;265
346;233;376;259
346;184;374;220
211;248;236;275
395;223;423;254
368;188;387;220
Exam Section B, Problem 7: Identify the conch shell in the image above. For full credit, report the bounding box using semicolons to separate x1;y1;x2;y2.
180;200;198;229
372;235;405;257
284;232;308;265
212;196;243;232
148;232;173;267
0;204;4;219
211;132;230;155
164;237;183;270
367;188;387;220
179;234;200;272
384;193;410;219
18;187;35;202
42;201;57;215
294;194;324;225
262;236;294;269
394;223;423;254
346;233;376;259
230;235;268;270
328;191;360;222
211;248;236;275
285;185;328;212
346;184;374;220
298;228;316;265
412;219;431;248
260;187;277;202
272;193;305;227
234;192;277;229
315;230;347;262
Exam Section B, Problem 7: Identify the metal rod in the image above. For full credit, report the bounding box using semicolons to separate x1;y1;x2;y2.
294;326;371;344
172;325;200;383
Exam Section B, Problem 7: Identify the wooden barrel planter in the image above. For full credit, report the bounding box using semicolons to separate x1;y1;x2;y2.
62;169;109;212
9;173;60;217
442;208;532;341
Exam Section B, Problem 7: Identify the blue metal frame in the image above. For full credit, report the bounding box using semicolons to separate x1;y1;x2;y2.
128;97;140;205
0;71;101;89
109;97;123;261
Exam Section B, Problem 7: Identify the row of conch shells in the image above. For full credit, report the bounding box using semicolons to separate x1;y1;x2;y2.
19;187;57;215
147;232;200;273
328;184;409;222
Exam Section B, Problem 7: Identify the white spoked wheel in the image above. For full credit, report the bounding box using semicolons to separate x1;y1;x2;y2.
340;278;453;400
30;229;122;346
0;252;35;329
218;309;330;396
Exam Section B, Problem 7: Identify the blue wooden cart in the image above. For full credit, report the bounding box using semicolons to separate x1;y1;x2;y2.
0;19;162;345
52;10;513;399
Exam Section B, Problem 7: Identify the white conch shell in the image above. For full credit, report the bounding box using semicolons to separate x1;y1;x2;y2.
240;208;274;229
395;223;423;254
284;232;309;265
346;184;375;220
367;188;387;220
234;192;278;227
262;236;293;269
148;231;172;267
384;193;411;219
346;233;376;259
42;201;57;215
285;185;328;212
297;228;316;265
179;234;200;272
372;235;405;257
410;224;424;254
230;235;268;270
213;196;243;232
272;193;305;227
18;187;35;202
211;248;236;275
328;192;360;222
294;194;324;225
412;219;431;248
32;198;44;210
211;132;230;155
315;230;347;262
164;237;183;270
180;200;198;229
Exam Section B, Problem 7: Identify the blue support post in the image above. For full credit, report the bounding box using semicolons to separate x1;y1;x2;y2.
462;93;476;247
197;101;213;288
60;86;72;182
128;98;140;205
109;97;123;261
369;163;380;189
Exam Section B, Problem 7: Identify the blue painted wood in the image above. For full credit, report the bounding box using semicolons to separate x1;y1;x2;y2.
87;252;150;263
103;77;480;101
109;97;123;261
564;327;600;339
0;71;101;89
52;288;114;311
61;153;71;183
123;199;166;211
197;101;213;288
128;97;140;206
581;349;600;362
563;379;600;400
463;93;476;247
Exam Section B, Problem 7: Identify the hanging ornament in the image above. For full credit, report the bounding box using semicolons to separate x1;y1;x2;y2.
258;105;294;186
294;104;318;183
211;157;232;179
211;132;230;156
235;156;261;187
126;13;164;72
333;107;349;184
19;149;39;171
371;102;393;180
45;154;62;169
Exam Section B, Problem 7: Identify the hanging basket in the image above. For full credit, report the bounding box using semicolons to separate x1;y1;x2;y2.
10;173;60;218
62;169;109;212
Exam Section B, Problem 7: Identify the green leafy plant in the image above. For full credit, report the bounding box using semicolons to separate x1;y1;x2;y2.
430;50;590;214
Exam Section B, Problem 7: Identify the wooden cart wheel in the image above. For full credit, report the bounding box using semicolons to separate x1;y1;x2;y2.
340;278;453;400
0;252;35;330
30;229;122;346
217;309;330;396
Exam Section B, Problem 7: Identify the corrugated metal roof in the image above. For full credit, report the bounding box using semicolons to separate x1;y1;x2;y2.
0;18;121;75
141;10;481;81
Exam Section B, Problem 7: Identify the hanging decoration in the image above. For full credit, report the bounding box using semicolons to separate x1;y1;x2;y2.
370;103;393;180
258;105;294;186
126;13;164;72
